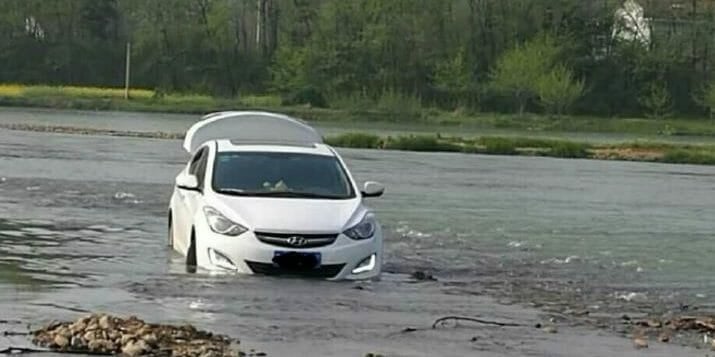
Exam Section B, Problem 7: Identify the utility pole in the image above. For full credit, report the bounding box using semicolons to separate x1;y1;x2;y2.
124;41;132;100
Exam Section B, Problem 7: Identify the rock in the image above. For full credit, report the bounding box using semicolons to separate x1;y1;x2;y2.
121;334;136;346
104;339;118;352
136;325;151;336
411;271;436;281
108;330;120;341
633;338;648;349
640;319;662;328
33;313;239;357
658;331;671;343
98;315;112;330
70;336;84;349
82;330;95;343
542;326;558;334
57;326;72;338
53;334;69;349
69;321;87;335
122;339;149;357
142;332;158;346
88;339;104;351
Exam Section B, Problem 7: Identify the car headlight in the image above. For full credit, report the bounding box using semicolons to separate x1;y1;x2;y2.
203;206;247;236
344;213;376;240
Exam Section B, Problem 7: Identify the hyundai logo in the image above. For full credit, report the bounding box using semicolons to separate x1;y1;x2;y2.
286;236;307;246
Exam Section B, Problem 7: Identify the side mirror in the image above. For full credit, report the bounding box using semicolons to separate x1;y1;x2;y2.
361;181;384;198
176;173;200;191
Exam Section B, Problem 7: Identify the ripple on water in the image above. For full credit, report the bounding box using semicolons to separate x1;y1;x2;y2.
0;230;26;238
20;227;56;235
87;225;125;233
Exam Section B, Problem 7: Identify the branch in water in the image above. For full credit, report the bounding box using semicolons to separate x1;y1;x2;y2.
0;347;112;355
0;347;50;354
432;316;523;329
2;331;31;336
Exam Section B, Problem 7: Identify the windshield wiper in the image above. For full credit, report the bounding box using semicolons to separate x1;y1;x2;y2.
241;191;344;199
215;188;248;196
215;188;345;199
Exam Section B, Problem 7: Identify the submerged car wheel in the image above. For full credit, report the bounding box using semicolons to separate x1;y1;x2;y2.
186;230;197;273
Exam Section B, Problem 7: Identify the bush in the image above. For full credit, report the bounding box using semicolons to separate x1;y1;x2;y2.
639;80;672;119
549;141;590;158
238;94;282;108
281;86;327;108
383;135;461;152
324;133;381;148
536;65;585;116
326;91;374;111
376;88;423;118
663;148;715;165
479;137;518;155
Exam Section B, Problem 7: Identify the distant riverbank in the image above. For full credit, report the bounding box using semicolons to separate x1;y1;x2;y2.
1;120;714;166
1;84;715;165
2;84;715;138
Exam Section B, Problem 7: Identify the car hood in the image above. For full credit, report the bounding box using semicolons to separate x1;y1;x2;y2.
209;196;364;233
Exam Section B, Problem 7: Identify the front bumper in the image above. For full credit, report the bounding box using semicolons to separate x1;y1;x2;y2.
193;221;383;280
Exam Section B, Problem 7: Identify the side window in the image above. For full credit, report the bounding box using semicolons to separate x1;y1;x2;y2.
195;152;209;190
188;148;208;190
188;148;206;175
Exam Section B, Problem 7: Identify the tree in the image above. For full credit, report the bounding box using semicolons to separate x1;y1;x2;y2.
432;47;474;109
698;81;715;120
638;80;672;119
536;65;585;116
489;35;560;115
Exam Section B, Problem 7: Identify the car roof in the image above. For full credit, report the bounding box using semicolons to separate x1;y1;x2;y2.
214;139;337;157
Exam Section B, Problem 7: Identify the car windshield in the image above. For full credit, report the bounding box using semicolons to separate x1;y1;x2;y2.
212;151;355;199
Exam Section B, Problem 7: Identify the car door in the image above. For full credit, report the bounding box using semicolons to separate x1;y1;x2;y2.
174;146;209;253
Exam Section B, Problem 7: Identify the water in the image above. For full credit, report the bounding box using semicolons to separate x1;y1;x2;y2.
1;111;715;355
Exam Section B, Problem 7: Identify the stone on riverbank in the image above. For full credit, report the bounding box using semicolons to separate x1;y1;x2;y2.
32;314;241;357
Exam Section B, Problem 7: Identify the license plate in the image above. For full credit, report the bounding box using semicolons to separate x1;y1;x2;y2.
273;251;321;270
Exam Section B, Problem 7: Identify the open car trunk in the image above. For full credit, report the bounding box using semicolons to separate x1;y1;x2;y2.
183;111;323;153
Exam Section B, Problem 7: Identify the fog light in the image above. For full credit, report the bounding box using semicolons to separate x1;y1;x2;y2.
208;248;237;270
351;254;376;274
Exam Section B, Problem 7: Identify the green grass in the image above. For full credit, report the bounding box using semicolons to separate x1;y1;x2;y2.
662;148;715;165
324;132;715;165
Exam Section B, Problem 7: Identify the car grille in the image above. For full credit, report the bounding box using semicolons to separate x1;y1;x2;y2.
255;232;338;249
245;261;345;279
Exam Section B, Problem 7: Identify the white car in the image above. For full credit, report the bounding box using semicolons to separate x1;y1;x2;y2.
168;111;385;280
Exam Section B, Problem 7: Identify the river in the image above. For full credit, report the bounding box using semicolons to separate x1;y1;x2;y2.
1;108;714;356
